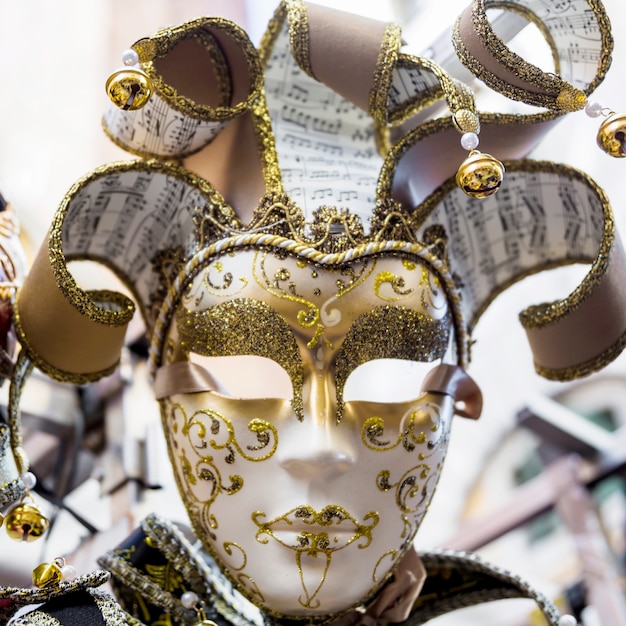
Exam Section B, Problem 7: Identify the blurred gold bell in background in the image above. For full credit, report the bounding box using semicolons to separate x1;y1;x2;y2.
4;499;49;542
597;112;626;158
105;67;152;111
456;150;505;198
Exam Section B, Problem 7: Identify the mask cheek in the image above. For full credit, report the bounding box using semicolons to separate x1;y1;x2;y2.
356;392;455;535
158;392;285;536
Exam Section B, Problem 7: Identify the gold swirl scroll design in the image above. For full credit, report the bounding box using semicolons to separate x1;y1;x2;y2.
165;400;278;536
376;465;440;541
373;549;398;584
183;259;249;307
252;505;379;609
373;262;447;316
252;251;374;350
361;401;445;456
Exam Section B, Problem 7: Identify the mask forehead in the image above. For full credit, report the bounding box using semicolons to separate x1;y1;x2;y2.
177;248;451;344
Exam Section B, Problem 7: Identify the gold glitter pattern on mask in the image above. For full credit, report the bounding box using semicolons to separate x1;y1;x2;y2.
335;306;451;421
362;400;446;454
373;271;414;301
253;505;379;610
176;299;304;419
164;397;280;544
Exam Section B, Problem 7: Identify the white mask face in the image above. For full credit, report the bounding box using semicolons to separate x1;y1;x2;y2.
159;249;456;618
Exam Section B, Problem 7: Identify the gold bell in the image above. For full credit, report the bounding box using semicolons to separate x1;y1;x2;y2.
105;67;152;111
456;150;505;198
4;499;49;542
597;112;626;158
32;560;64;589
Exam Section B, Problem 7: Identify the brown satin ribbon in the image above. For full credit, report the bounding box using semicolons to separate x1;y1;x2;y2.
296;2;388;113
524;236;626;377
421;363;483;420
331;547;426;626
14;234;132;381
457;5;548;96
154;361;219;399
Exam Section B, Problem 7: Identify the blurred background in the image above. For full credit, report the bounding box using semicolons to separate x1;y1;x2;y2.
2;1;626;624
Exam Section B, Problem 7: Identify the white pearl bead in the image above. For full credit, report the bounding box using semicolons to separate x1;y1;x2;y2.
181;591;199;609
559;615;577;626
584;100;603;118
122;48;139;67
61;564;77;581
461;132;479;151
22;471;37;490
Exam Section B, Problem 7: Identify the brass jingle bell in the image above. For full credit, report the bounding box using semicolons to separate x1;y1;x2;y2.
456;150;505;198
4;501;49;542
105;67;152;111
32;561;63;589
597;112;626;158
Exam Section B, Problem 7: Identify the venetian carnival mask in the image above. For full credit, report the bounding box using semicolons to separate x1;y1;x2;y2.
153;248;477;615
8;0;626;623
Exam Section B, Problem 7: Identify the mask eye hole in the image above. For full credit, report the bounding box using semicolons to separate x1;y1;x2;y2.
343;359;439;404
189;354;293;400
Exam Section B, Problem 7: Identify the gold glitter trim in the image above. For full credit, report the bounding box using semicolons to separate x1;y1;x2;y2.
452;0;613;109
370;23;402;125
132;17;263;121
385;54;477;131
485;1;562;76
0;572;111;614
250;91;284;195
90;589;138;625
12;612;61;625
258;1;288;69
516;164;613;329
6;350;32;475
286;0;314;78
0;423;24;507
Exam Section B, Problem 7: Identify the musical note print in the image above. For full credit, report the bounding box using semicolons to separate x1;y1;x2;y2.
61;169;201;321
416;168;605;325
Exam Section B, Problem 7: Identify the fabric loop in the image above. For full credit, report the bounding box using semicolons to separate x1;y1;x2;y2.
421;364;483;420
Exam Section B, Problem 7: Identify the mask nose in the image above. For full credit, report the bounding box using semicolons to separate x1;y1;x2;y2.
278;371;357;481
